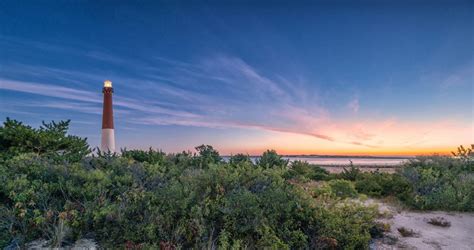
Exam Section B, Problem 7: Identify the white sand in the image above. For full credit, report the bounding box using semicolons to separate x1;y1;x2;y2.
368;199;474;250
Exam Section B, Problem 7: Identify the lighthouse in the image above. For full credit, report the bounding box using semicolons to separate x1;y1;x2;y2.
101;80;115;153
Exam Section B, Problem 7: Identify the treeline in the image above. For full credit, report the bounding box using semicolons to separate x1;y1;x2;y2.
0;119;472;249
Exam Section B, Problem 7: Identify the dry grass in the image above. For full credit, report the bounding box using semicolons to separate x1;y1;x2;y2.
370;222;391;238
427;217;451;227
377;210;394;219
316;237;338;249
397;227;418;237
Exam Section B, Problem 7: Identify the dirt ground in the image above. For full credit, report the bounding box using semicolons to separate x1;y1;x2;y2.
367;199;474;250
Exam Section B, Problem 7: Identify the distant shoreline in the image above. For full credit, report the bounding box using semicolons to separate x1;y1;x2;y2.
222;155;410;167
318;165;400;173
222;155;414;159
317;164;402;168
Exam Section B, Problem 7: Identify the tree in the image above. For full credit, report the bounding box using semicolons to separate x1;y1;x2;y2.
193;144;222;168
121;147;165;164
229;153;253;166
452;145;474;162
0;118;90;163
257;150;288;169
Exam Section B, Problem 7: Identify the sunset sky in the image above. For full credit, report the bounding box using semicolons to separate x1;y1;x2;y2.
0;1;473;156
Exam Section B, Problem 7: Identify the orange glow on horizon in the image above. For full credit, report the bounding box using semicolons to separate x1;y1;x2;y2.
217;118;472;157
223;146;456;157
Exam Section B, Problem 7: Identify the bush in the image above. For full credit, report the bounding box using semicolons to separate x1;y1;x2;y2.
337;162;362;181
335;151;473;212
327;179;358;199
311;165;331;181
121;147;165;165
318;202;378;249
355;172;412;199
370;222;391;239
0;118;90;163
288;160;312;177
193;144;222;168
285;161;330;181
0;119;380;249
355;176;383;197
229;153;253;166
257;150;288;169
398;155;474;211
0;154;325;248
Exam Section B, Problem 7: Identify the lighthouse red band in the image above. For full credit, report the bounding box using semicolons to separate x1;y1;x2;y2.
101;80;115;152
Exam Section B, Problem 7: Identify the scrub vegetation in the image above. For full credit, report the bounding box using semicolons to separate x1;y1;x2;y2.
0;118;472;249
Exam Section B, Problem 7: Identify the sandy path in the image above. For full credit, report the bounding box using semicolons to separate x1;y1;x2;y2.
368;199;474;250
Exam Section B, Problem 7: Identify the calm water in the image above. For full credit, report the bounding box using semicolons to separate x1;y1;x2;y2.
282;157;409;166
224;156;410;166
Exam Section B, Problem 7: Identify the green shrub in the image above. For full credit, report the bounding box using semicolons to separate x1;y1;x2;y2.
399;155;474;211
337;162;362;181
370;222;391;239
311;165;331;181
121;147;165;165
193;144;222;168
327;179;358;199
0;152;323;248
257;150;288;169
0;118;90;163
355;172;412;199
346;152;473;212
229;153;253;166
318;202;378;249
288;160;312;177
0;119;385;248
355;177;383;197
0;205;15;248
285;160;330;181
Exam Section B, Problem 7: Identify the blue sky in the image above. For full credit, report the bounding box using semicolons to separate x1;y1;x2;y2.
0;1;472;155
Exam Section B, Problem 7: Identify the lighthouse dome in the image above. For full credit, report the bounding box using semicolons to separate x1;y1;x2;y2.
104;80;112;88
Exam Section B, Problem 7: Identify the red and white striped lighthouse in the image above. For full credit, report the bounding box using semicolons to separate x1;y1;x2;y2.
101;80;115;152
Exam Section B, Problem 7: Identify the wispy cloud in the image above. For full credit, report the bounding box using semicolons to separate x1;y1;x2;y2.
440;64;473;89
3;38;470;153
0;79;100;103
1;64;103;88
418;62;474;90
133;55;343;143
1;35;131;67
0;78;198;119
133;115;335;142
0;56;382;149
28;102;103;115
347;96;359;113
208;56;287;98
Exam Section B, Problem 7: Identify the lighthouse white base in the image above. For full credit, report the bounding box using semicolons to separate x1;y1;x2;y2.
101;128;115;153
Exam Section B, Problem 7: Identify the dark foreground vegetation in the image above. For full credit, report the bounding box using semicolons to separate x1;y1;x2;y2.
0;118;472;249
